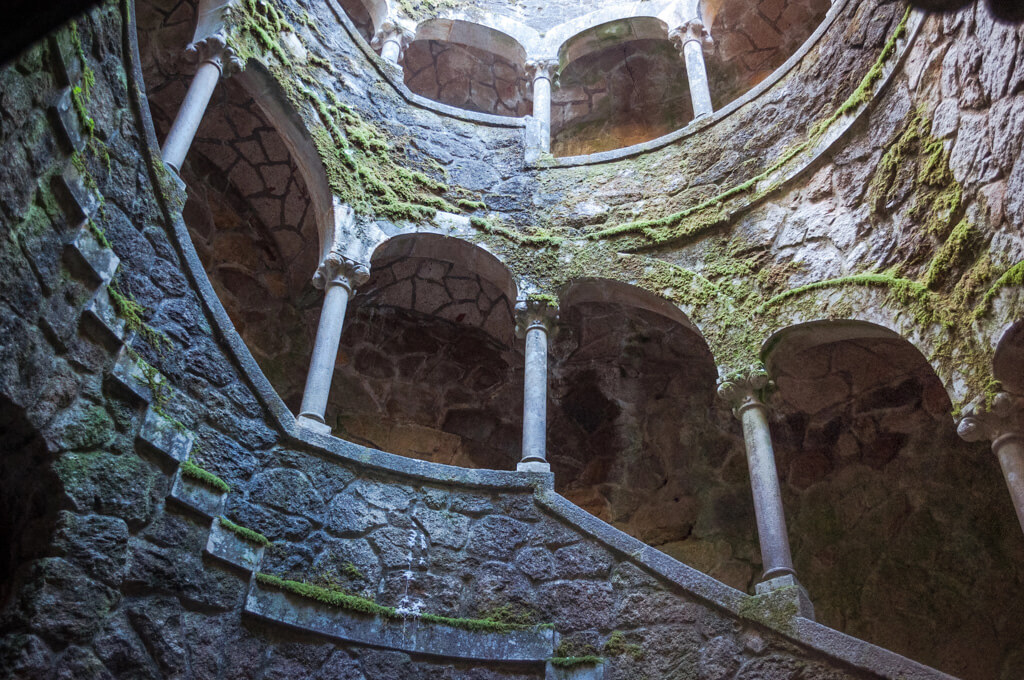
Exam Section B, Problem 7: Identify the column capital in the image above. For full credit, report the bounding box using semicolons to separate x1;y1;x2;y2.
515;297;559;338
525;57;559;81
372;21;413;50
717;364;774;417
669;19;714;55
184;33;243;77
312;252;370;292
958;391;1024;446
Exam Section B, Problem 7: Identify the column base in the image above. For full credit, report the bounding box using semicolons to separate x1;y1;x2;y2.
754;573;815;621
296;414;332;435
516;460;551;473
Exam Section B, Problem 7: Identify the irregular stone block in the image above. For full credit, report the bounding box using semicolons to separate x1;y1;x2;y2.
169;469;226;519
52;165;99;224
64;225;119;287
136;406;193;465
110;347;165;404
205;517;265;572
245;578;555;662
547;660;605;680
80;288;127;350
50;88;86;153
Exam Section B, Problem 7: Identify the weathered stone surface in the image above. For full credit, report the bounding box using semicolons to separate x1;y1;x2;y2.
467;515;530;560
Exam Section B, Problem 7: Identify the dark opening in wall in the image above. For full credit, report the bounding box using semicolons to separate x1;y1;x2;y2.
552;19;692;157
546;292;757;591
768;326;1024;680
338;0;376;42
404;21;532;118
0;397;61;607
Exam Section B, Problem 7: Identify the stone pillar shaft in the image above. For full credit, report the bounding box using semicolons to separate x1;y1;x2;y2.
380;36;403;64
297;278;352;425
738;401;796;579
526;59;557;154
516;299;558;472
682;39;714;118
521;323;549;463
994;434;1024;533
671;21;714;119
161;59;222;171
960;392;1024;538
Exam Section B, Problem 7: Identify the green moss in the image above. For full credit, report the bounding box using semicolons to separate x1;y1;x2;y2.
549;656;604;668
457;198;487;212
977;261;1024;316
738;587;800;634
924;219;981;290
107;281;173;354
525;293;558;306
255;573;548;632
219;516;270;546
340;561;364;580
603;631;645;660
469;215;564;248
585;7;911;248
180;460;231;493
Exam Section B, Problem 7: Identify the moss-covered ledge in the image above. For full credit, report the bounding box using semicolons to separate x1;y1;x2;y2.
245;574;556;662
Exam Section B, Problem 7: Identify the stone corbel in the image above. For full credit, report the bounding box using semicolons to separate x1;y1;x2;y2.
669;19;714;56
515;298;559;339
184;32;244;77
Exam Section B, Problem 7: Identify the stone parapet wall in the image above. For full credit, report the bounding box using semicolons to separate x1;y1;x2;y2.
0;3;973;678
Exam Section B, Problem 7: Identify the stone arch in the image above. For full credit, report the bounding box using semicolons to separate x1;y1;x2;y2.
548;16;694;156
700;0;831;104
546;278;755;590
403;19;532;117
994;319;1024;394
325;233;523;468
758;317;1024;674
338;0;390;42
542;3;693;58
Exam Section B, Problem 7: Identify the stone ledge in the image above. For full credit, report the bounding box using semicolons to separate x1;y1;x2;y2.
136;406;193;465
80;288;127;350
245;578;555;662
168;468;227;518
205;517;264;572
63;224;119;287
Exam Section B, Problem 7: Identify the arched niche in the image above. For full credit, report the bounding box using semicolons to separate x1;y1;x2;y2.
404;20;531;117
702;0;831;105
551;17;692;156
762;319;1024;680
327;234;523;469
548;279;758;590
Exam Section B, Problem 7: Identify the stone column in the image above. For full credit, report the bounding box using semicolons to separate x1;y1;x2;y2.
296;252;370;434
958;391;1024;536
525;58;558;153
718;366;812;616
670;20;714;119
516;298;558;472
372;21;412;65
161;34;241;172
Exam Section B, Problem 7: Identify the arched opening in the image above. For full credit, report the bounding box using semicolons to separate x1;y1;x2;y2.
551;18;692;157
338;0;388;43
702;0;831;105
329;234;522;468
404;20;531;117
764;320;1024;680
547;280;758;590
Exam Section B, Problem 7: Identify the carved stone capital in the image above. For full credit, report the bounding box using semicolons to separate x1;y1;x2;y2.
717;364;774;417
372;21;413;50
515;298;559;338
312;252;370;292
669;19;714;55
525;58;559;82
184;32;243;77
957;391;1024;446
